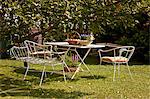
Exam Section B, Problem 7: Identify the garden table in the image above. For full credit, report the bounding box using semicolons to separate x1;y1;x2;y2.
45;42;105;79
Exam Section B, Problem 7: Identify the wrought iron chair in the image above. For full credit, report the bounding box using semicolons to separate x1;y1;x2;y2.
10;40;68;86
98;46;135;81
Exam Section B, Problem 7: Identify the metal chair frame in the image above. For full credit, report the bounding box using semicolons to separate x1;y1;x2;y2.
10;40;68;86
98;46;135;81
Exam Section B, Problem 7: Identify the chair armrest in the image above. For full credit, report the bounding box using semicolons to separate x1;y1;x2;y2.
35;44;52;52
98;47;123;58
36;44;52;49
98;47;121;53
51;51;66;55
37;44;52;47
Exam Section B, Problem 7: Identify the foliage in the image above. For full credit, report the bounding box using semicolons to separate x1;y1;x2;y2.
0;0;149;63
0;59;149;98
0;0;142;39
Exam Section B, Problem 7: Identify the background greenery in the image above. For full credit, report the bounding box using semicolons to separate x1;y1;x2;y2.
0;0;149;64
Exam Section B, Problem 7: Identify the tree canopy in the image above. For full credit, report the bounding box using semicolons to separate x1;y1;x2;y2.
0;0;149;63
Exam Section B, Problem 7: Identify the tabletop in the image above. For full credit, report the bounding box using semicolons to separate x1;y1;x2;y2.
45;42;105;48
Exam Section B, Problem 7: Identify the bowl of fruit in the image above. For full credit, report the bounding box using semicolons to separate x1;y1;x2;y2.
65;39;80;45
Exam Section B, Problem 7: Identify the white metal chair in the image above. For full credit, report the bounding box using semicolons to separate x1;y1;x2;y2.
10;40;68;86
98;46;135;81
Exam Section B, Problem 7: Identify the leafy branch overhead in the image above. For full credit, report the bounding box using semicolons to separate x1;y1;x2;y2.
0;0;149;43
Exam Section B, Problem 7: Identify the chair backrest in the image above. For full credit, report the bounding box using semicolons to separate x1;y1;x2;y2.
24;40;52;55
118;46;135;61
10;46;28;60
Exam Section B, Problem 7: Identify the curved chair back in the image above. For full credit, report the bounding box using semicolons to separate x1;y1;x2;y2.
24;40;53;58
118;46;135;62
10;46;28;61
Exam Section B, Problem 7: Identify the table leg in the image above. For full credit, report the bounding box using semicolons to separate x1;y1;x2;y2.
75;48;91;70
71;48;94;79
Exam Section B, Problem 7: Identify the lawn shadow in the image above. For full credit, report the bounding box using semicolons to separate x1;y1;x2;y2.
0;77;90;98
81;75;106;80
0;76;31;97
12;66;83;84
3;88;90;98
0;74;4;76
13;66;69;82
69;78;80;82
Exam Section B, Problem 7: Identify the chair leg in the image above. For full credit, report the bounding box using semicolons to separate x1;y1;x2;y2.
118;63;121;80
50;65;54;75
39;66;46;86
62;64;66;82
126;63;133;80
113;63;116;81
45;71;47;78
99;58;102;65
99;59;102;71
23;63;29;80
52;65;55;71
98;52;102;65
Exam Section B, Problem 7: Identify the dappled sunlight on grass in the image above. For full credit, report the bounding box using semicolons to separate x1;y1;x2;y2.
0;59;149;98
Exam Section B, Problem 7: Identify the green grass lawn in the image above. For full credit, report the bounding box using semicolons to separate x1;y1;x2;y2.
0;59;149;99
